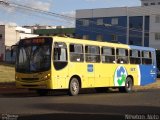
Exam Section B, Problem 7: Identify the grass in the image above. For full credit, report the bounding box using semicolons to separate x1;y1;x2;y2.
0;64;15;83
134;79;160;90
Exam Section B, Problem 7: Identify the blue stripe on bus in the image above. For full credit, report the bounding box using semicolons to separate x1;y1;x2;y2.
139;65;157;86
128;45;157;86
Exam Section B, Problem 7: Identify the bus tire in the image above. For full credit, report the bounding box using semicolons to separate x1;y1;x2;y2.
68;78;80;96
119;77;133;93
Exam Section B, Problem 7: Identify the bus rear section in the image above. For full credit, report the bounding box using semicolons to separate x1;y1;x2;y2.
129;46;157;86
139;50;157;86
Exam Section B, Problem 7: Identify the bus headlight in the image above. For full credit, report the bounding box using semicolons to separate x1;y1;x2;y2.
15;76;20;80
43;74;51;80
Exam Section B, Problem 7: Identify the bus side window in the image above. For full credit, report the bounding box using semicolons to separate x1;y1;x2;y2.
130;49;141;64
116;48;128;64
142;51;152;65
54;47;67;61
85;45;100;63
69;44;84;62
101;47;115;63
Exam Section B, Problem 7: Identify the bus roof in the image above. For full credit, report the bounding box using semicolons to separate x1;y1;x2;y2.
20;36;155;51
129;45;155;51
52;36;155;51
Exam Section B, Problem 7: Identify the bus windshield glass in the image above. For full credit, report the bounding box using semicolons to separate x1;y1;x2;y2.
16;38;52;73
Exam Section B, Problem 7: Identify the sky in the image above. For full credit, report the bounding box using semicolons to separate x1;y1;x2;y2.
0;0;141;27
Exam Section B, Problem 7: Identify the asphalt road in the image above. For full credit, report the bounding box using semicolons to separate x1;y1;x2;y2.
0;89;160;120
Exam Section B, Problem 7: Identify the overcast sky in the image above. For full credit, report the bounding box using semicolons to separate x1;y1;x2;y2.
0;0;141;27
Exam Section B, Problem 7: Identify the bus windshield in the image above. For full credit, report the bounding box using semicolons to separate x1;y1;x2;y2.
16;39;52;73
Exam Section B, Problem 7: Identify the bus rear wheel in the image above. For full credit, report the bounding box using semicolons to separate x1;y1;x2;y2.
119;77;133;93
68;78;80;96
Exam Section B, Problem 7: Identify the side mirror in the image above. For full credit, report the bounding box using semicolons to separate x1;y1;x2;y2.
11;48;13;57
11;45;18;57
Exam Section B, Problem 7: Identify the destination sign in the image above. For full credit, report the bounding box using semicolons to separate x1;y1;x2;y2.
19;37;52;46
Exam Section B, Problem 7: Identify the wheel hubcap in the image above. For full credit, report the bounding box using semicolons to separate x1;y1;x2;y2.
126;80;132;91
126;82;129;88
72;82;78;93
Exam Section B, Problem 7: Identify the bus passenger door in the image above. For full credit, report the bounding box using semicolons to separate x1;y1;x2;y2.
53;42;69;89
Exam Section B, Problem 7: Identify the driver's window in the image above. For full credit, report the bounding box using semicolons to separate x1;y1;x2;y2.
54;42;67;62
19;48;27;65
53;42;68;70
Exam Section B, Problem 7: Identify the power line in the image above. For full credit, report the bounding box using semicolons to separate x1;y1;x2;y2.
9;0;74;20
0;3;147;40
1;0;157;37
0;0;75;26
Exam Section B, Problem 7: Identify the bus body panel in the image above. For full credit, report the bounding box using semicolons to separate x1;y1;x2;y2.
139;65;156;86
52;66;69;89
68;62;88;88
94;63;114;87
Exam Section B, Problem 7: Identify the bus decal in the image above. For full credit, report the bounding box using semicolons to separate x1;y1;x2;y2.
114;66;128;86
87;64;93;72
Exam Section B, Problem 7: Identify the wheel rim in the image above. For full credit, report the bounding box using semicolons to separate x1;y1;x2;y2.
126;81;129;88
71;81;79;94
126;79;132;91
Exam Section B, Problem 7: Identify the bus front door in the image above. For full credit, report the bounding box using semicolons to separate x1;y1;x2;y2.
53;42;68;89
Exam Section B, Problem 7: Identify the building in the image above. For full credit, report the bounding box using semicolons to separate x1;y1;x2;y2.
34;27;75;38
141;0;160;6
0;25;38;62
23;25;57;33
75;0;160;49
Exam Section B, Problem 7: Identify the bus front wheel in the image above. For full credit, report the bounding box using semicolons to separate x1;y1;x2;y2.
119;77;133;93
68;78;80;96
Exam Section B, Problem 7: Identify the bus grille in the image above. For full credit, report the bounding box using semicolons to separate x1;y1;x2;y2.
22;85;39;87
21;78;39;81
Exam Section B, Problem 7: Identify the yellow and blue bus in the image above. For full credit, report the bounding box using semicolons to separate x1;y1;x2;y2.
14;36;157;96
